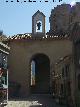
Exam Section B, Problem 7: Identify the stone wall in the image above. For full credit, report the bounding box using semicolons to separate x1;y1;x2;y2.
8;38;72;97
49;2;80;35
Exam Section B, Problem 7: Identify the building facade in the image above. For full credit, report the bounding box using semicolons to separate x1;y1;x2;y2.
53;55;75;106
8;36;72;97
7;2;80;107
0;41;10;106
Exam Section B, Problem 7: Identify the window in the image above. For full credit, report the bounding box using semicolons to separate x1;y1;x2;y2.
62;67;64;77
78;74;80;90
60;84;64;95
65;64;70;77
67;82;71;96
0;53;2;67
2;54;7;69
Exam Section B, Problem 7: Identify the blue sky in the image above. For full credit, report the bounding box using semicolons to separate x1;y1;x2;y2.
0;0;80;36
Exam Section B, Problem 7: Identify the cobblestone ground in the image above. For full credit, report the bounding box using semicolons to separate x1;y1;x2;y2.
4;94;67;107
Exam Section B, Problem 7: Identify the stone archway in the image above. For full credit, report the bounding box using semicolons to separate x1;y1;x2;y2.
30;53;50;94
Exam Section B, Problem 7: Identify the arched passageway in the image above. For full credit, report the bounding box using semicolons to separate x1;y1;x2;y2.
30;53;50;94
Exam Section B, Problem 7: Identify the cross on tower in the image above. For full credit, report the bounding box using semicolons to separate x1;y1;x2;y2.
37;22;41;30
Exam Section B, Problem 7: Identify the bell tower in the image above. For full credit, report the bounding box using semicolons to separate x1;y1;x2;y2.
32;10;46;37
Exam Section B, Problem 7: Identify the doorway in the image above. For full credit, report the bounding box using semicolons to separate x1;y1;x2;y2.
30;53;50;94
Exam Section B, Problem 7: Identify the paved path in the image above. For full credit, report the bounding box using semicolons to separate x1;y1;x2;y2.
4;94;67;107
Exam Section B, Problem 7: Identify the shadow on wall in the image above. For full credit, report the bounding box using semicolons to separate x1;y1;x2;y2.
8;81;21;98
29;105;42;107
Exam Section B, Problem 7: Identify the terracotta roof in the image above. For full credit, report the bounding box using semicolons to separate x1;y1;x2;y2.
7;33;70;41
